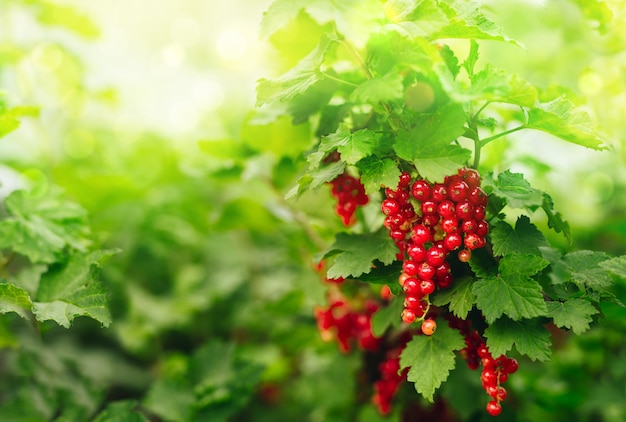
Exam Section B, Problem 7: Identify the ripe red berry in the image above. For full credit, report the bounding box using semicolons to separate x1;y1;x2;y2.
417;262;435;280
421;318;437;336
460;168;481;189
476;220;489;237
473;205;487;221
448;180;470;202
411;180;431;201
436;273;453;288
464;233;482;250
421;200;437;215
426;248;446;267
403;278;421;296
469;187;488;206
461;219;478;234
486;400;502;416
419;279;436;295
398;172;412;187
411;224;432;245
455;200;474;220
421;213;440;227
381;199;400;216
407;244;427;261
437;200;456;218
403;260;419;276
481;369;497;386
404;294;423;310
443;232;462;251
431;184;448;201
505;358;519;374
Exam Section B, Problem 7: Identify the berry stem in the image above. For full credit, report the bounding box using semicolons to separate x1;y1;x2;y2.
479;125;525;148
319;71;359;87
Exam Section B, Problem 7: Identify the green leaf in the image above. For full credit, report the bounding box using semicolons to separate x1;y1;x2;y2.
486;170;544;208
431;277;475;319
542;193;571;243
465;64;537;107
143;379;194;422
473;254;548;323
484;317;551;361
338;129;378;165
256;35;335;107
286;161;346;199
563;250;613;290
0;189;90;263
462;39;479;77
371;297;404;337
440;44;460;78
490;215;549;257
356;156;401;195
324;228;398;278
400;323;465;402
350;72;404;104
526;96;606;150
0;115;20;138
383;0;449;39
434;1;522;46
393;104;470;182
33;250;117;328
30;2;100;38
599;255;626;278
0;282;33;319
241;114;312;159
546;298;599;335
92;400;148;422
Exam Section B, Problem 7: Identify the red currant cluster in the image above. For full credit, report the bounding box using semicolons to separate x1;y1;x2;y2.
372;347;409;415
380;168;489;326
448;316;517;417
314;292;381;353
329;172;369;226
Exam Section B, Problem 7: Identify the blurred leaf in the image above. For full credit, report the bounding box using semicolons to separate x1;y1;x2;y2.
256;35;335;107
546;298;599;335
400;323;465;402
143;379;194;422
599;255;626;278
563;250;613;290
434;0;522;46
462;39;479;77
241;114;312;159
92;401;148;422
490;215;549;257
286;161;345;198
383;0;448;39
484;317;551;361
33;249;117;327
29;1;100;38
0;283;33;319
465;64;537;107
473;254;548;323
371;296;404;337
542;193;571;243
526;96;606;150
350;72;404;104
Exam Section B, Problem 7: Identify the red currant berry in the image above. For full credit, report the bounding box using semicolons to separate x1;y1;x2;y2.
437;200;456;218
419;279;436;295
476;220;489;237
481;369;497;386
496;386;507;401
398;272;411;287
458;249;472;262
411;180;431;201
504;358;519;374
398;172;412;187
486;400;502;417
455;200;474;220
441;217;459;234
381;199;400;216
426;248;446;267
448;180;470;202
436;273;453;288
469;187;488;206
421;200;438;215
464;233;482;250
460;168;481;189
402;308;416;324
417;262;435;280
473;205;486;221
421;318;437;336
403;278;421;296
461;219;478;234
435;262;451;278
422;213;440;227
411;224;432;245
404;293;423;309
390;230;406;241
477;345;491;359
400;204;417;219
431;184;448;201
403;260;419;276
443;232;462;251
407;244;427;261
498;372;508;384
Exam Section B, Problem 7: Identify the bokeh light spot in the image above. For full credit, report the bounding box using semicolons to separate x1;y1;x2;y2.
216;30;248;61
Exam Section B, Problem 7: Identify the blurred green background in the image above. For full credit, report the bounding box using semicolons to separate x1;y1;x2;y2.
1;0;625;421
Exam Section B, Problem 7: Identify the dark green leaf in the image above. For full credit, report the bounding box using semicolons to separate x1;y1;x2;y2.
431;276;475;319
542;193;571;243
546;298;599;335
599;255;626;279
400;323;465;402
92;401;148;422
563;250;613;290
473;254;548;323
490;215;549;257
356;156;401;195
526;96;606;150
484;317;551;361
